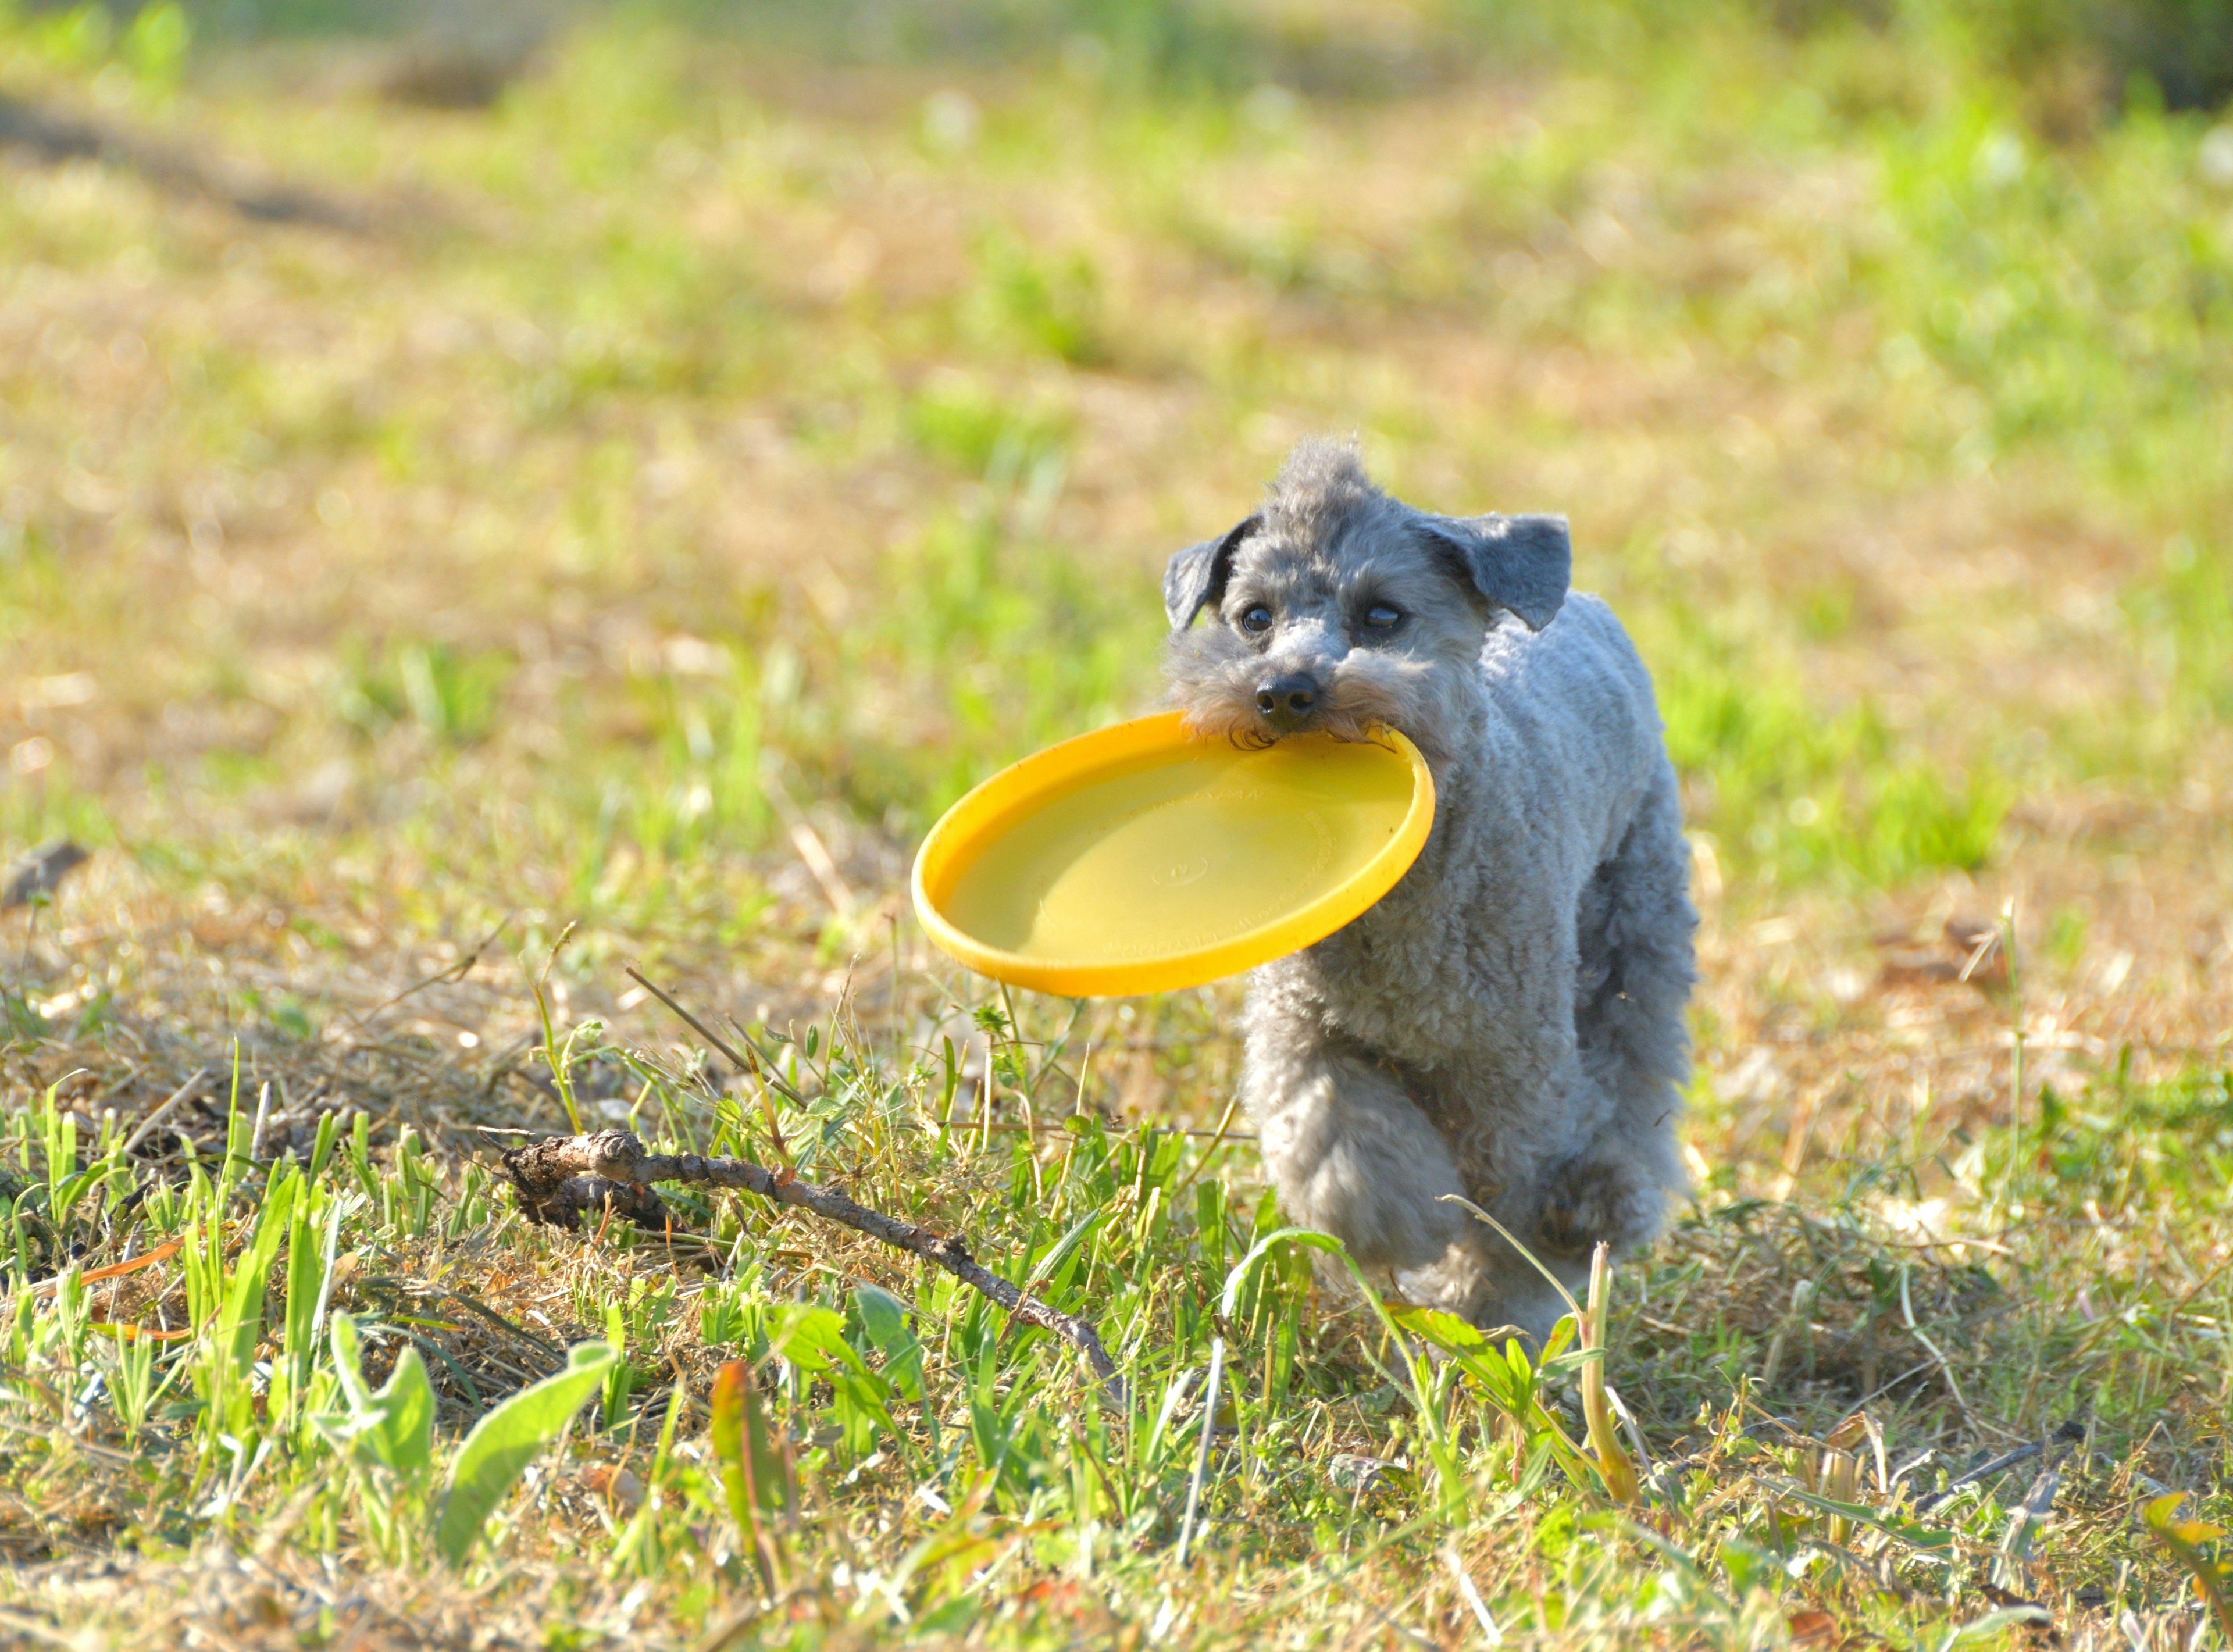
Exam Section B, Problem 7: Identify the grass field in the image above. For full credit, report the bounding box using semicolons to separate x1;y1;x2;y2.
2;1;2231;1645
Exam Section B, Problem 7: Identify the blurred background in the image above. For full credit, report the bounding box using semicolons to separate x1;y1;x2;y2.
2;0;2230;1166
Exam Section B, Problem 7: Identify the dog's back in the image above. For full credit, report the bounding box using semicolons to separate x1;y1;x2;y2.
1476;593;1672;878
1482;595;1697;1255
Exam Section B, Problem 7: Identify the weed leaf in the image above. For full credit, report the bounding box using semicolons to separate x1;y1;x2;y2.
435;1339;618;1567
853;1284;927;1402
313;1313;436;1478
708;1359;789;1520
2143;1493;2233;1640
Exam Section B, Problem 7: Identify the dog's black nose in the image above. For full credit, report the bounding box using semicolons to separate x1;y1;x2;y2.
1254;673;1319;733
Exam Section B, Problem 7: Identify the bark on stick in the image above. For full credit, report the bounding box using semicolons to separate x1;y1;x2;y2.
500;1128;1121;1389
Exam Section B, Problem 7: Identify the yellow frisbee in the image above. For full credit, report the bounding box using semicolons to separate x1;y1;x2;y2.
911;711;1435;997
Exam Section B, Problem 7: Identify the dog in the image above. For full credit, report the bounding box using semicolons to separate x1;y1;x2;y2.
1162;439;1696;1338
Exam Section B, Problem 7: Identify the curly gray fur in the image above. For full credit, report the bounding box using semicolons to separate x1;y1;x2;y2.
1162;439;1696;1339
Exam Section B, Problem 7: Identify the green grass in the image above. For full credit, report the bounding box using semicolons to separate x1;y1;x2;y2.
3;0;2233;1643
0;996;2226;1644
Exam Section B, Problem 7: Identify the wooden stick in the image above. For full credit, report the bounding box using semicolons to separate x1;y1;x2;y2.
498;1129;1121;1391
121;1067;208;1157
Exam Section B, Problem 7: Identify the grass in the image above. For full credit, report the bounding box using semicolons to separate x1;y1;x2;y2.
2;0;2232;1644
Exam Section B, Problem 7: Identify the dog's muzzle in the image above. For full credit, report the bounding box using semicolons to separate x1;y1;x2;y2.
1254;673;1319;734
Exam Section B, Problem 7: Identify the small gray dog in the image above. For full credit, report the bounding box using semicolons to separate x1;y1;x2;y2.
1162;440;1695;1337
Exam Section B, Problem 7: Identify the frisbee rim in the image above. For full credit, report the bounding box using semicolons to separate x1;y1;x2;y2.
909;710;1435;997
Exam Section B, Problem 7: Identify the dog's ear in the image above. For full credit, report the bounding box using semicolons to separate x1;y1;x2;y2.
1418;512;1570;632
1162;515;1260;630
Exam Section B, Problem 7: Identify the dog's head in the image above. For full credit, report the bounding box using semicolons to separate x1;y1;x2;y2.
1161;439;1569;763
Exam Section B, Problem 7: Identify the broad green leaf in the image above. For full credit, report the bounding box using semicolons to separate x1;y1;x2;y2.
1390;1304;1490;1354
768;1303;863;1378
313;1312;435;1479
435;1340;617;1567
329;1310;377;1414
363;1353;436;1476
1392;1304;1532;1405
832;1364;905;1460
853;1285;927;1402
1387;1286;1596;1491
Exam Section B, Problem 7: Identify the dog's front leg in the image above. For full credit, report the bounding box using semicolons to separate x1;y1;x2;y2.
1240;1007;1464;1276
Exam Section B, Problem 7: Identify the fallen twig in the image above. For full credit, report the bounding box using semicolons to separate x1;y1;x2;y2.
498;1128;1121;1391
2;839;87;910
0;94;373;231
120;1068;209;1157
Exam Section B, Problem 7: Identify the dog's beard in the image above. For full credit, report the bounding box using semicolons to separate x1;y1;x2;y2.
1315;650;1443;754
1163;630;1459;765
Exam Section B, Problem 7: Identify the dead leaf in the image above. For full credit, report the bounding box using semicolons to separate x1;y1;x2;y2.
1788;1609;1838;1644
580;1464;644;1511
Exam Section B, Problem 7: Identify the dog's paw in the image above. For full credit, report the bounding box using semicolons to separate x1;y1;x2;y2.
1536;1155;1654;1257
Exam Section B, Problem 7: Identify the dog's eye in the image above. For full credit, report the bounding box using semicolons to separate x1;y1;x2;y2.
1363;604;1403;630
1239;605;1274;636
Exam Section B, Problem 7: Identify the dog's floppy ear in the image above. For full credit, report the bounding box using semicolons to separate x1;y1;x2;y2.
1419;512;1571;632
1162;515;1260;630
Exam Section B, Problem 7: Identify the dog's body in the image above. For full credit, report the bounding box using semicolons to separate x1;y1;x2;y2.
1162;441;1695;1337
